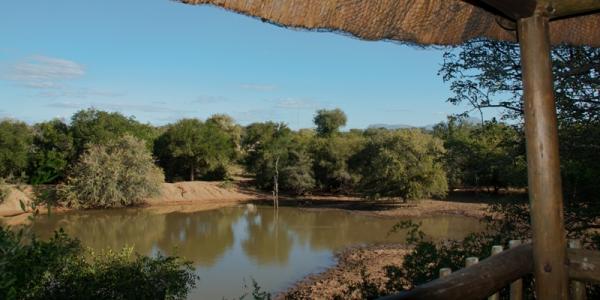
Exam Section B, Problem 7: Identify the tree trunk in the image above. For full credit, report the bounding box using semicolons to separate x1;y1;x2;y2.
273;156;279;209
190;161;195;181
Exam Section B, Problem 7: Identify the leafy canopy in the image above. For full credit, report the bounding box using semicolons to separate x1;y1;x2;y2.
60;134;164;208
313;108;347;137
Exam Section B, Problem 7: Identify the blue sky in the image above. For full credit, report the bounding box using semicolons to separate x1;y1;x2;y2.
0;0;480;129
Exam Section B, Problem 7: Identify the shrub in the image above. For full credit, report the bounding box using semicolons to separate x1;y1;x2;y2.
351;129;448;201
0;227;197;300
0;120;33;179
0;178;10;203
60;135;164;208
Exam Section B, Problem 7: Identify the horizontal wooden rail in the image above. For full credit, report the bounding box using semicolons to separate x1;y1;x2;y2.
379;243;600;300
379;244;534;300
568;248;600;285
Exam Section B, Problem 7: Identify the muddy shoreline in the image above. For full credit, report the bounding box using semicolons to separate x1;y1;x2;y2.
278;243;411;299
1;181;489;226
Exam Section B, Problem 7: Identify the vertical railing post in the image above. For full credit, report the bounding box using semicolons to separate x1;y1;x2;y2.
488;245;503;300
439;268;452;278
569;239;587;300
509;240;524;300
466;257;479;267
517;12;568;300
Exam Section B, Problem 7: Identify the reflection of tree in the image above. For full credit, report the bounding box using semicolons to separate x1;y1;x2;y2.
31;209;166;254
157;207;243;267
279;209;392;250
278;209;484;251
242;208;293;265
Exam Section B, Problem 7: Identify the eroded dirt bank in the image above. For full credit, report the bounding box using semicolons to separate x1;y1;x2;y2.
0;181;489;225
280;244;410;299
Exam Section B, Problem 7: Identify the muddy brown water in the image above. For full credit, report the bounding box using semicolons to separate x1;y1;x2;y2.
27;205;484;299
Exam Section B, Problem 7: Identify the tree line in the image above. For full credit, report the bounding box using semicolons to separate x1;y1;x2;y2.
0;106;528;208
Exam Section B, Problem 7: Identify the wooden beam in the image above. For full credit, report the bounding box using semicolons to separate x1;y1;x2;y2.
479;0;600;20
548;0;600;18
517;14;569;300
379;244;534;300
479;0;538;20
568;248;600;285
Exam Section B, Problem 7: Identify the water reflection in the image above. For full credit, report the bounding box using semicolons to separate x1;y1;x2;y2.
29;205;484;298
157;209;243;266
242;209;293;265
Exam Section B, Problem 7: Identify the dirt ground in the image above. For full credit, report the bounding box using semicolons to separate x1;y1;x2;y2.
279;244;410;299
0;180;490;225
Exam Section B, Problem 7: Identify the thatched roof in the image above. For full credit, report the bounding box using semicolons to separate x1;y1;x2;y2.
178;0;600;47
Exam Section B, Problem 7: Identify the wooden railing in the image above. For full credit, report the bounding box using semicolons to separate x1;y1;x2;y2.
379;240;600;300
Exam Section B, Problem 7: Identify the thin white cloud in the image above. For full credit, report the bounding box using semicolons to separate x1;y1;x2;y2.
46;101;187;114
2;55;85;89
275;98;320;110
240;83;277;92
38;88;123;99
193;95;229;104
234;109;279;123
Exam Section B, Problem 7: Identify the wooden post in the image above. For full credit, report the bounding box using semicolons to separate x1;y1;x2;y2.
466;257;479;267
439;268;452;278
509;240;524;300
384;244;534;300
488;246;503;300
517;13;568;300
569;239;587;300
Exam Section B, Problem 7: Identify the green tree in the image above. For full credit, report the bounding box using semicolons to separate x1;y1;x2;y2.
440;39;600;202
433;117;526;191
70;108;157;155
310;131;364;193
28;119;75;184
60;135;164;208
206;114;242;153
313;108;347;137
351;129;448;201
0;120;33;179
242;122;315;194
155;119;235;181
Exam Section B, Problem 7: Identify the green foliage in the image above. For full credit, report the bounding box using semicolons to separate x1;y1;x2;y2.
0;178;9;203
28;119;75;184
313;108;347;137
206;113;242;155
310;132;364;193
0;227;197;300
155;118;236;181
433;117;527;191
440;38;600;203
242;122;315;194
231;279;272;300
0;120;33;179
60;135;164;208
70;108;157;156
351;129;448;201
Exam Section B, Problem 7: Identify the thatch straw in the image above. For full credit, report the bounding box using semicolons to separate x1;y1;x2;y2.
178;0;600;47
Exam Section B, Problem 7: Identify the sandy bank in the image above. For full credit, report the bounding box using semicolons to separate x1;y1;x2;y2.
0;181;260;220
280;244;410;299
1;181;489;226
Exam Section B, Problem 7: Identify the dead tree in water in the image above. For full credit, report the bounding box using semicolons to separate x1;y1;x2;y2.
273;156;279;209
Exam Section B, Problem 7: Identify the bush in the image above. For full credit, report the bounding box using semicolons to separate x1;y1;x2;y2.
351;129;448;201
60;135;164;208
0;227;197;300
0;120;33;179
0;178;9;203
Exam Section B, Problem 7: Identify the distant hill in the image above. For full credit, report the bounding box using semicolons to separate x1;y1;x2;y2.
368;123;436;131
368;117;482;131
